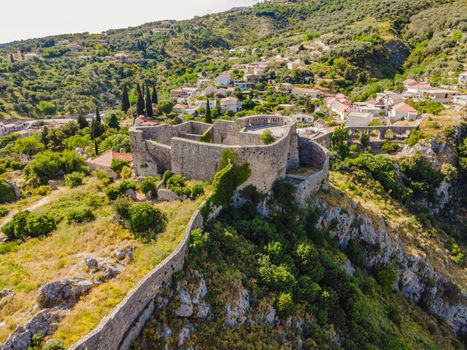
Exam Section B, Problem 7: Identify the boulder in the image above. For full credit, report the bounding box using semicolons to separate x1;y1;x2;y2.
125;189;137;201
38;278;93;308
84;256;98;270
157;189;180;202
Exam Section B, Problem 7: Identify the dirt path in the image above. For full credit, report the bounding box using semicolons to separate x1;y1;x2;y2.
0;187;67;242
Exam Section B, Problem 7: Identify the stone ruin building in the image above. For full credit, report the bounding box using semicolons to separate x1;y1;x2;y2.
130;115;329;201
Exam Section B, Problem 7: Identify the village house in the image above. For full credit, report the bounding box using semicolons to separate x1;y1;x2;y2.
292;114;314;123
275;83;293;93
234;81;253;91
197;79;212;89
346;112;373;127
173;104;189;114
0;122;27;137
220;96;242;113
377;91;407;109
325;94;352;120
388;103;418;121
215;71;234;87
87;150;133;176
406;83;432;96
314;118;327;128
452;95;467;106
291;87;320;99
419;88;457;103
458;72;467;87
24;53;40;61
195;99;217;110
287;59;307;71
245;74;260;84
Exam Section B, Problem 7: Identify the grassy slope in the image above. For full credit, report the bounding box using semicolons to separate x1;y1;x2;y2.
0;177;206;345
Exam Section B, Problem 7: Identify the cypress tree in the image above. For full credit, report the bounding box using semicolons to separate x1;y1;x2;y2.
121;85;130;113
107;113;120;130
136;84;145;116
94;139;99;156
91;107;104;139
152;85;158;104
145;87;153;118
77;115;89;129
205;100;212;124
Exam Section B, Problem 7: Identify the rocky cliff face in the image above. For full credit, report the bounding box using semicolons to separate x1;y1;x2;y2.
318;201;466;335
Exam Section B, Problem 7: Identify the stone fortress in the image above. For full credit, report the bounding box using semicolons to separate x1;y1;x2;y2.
130;115;329;197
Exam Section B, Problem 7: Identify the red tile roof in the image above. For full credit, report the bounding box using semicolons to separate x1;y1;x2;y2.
88;151;133;168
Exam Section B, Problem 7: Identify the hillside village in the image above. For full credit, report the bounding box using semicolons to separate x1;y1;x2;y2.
0;1;466;350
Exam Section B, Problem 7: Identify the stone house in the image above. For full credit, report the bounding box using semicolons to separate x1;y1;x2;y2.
215;71;233;87
388;103;418;121
220;97;242;113
458;72;467;87
346;112;373;127
291;87;320;98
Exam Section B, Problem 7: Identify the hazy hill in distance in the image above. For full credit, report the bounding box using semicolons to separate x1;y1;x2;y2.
0;0;465;119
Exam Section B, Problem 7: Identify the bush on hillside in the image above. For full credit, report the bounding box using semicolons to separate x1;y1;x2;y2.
104;181;137;200
111;159;130;173
128;202;166;234
67;208;95;224
0;180;15;204
2;210;56;241
65;172;85;188
140;176;159;195
399;153;443;200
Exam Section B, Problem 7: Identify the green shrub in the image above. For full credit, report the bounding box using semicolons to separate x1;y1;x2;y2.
120;166;133;180
34;185;52;196
381;141;400;153
93;170;113;186
162;170;173;183
373;264;398;293
191;184;205;198
441;163;457;182
346;153;407;199
43;340;66;350
104;181;137;200
399;154;442;200
0;206;9;217
166;174;186;189
189;228;208;251
2;211;56;241
349;144;359;153
67;208;95;224
26;151;62;185
65;172;85;188
0;180;15;204
260;129;274;144
113;196;131;219
405;130;424;147
140;176;159;195
111;159;130;173
276;292;294;316
128;202;166;234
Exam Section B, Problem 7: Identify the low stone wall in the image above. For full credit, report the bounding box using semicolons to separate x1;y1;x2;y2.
70;203;207;350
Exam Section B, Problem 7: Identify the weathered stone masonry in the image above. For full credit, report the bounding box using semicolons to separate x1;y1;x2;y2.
130;116;321;193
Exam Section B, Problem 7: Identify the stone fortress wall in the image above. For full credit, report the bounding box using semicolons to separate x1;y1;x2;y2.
130;116;302;192
70;203;208;350
70;116;330;349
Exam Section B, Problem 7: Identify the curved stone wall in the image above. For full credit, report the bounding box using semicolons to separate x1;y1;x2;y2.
70;203;207;350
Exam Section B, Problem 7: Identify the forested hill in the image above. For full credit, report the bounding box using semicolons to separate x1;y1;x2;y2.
0;0;466;118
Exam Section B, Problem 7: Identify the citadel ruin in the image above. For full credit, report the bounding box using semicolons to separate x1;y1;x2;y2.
130;115;329;200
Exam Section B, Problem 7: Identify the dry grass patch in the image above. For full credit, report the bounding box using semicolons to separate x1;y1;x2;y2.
0;177;207;346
